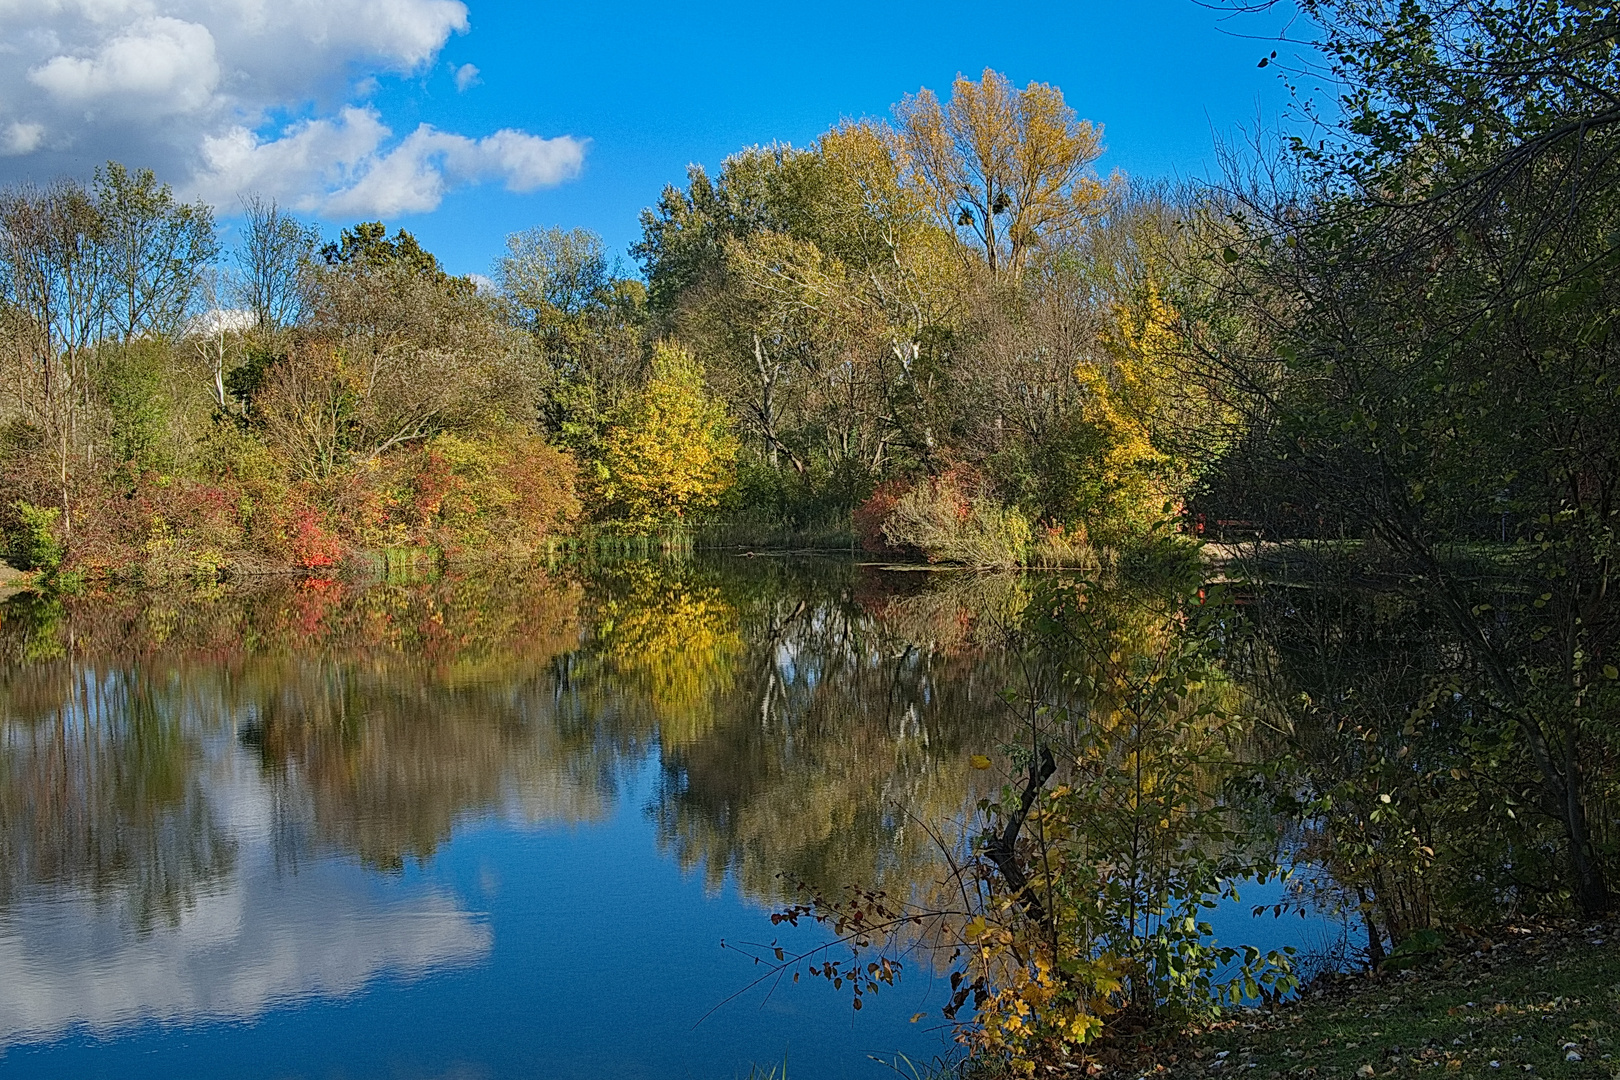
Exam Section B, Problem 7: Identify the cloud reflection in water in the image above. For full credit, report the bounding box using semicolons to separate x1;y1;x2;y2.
0;777;492;1048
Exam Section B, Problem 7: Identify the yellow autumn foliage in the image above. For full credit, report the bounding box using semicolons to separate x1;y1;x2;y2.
1059;284;1204;539
594;563;741;745
593;340;740;528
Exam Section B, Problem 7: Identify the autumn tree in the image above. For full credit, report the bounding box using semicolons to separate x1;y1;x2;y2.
95;163;217;345
896;69;1107;276
0;166;217;532
0;179;105;509
594;340;738;526
244;222;531;479
639;129;973;510
633;75;1142;531
1019;188;1233;535
0;167;587;575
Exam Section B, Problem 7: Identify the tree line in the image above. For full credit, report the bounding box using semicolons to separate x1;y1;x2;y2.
0;68;1213;578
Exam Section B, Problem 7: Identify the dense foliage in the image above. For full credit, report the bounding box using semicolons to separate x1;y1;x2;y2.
0;71;1208;579
1190;0;1620;928
0;189;580;577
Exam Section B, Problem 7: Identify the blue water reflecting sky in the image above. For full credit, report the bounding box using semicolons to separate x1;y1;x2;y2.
1;750;956;1079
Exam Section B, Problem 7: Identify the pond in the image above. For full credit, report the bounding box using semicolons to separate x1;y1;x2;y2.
0;557;1332;1079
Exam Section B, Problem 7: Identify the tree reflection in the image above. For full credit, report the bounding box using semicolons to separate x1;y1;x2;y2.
640;562;1027;901
0;570;602;916
0;666;236;929
0;560;1045;922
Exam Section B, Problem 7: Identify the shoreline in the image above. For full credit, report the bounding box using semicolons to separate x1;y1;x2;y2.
1091;917;1619;1080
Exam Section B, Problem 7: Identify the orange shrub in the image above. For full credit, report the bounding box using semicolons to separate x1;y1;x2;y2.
853;479;913;555
330;431;580;556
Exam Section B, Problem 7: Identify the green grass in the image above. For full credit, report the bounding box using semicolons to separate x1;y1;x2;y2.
1121;917;1620;1080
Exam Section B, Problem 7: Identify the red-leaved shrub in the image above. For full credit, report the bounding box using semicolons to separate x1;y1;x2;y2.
853;479;913;555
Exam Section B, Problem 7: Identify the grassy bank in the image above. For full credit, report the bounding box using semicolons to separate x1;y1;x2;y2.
1093;919;1619;1080
694;520;855;552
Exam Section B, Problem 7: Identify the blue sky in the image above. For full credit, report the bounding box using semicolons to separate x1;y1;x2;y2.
397;0;1306;275
0;0;1311;279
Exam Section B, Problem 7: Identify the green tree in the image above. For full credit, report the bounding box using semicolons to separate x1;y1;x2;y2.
493;225;646;453
496;226;613;327
95;162;217;344
99;339;169;473
1203;0;1620;914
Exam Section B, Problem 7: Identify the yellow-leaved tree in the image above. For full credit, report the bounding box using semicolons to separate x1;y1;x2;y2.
1051;274;1227;541
896;69;1107;277
1069;285;1186;532
594;341;739;527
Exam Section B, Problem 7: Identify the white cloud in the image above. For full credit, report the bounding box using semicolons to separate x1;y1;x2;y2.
294;0;471;70
328;124;586;216
0;854;491;1047
29;16;221;116
470;128;586;191
196;106;393;212
187;307;256;335
195;107;585;217
0;0;585;218
1;122;47;157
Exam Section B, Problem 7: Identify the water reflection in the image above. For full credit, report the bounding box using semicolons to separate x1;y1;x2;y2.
644;568;1026;898
0;851;490;1046
0;559;1023;1060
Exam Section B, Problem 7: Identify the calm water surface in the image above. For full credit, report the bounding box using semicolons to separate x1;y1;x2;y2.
0;558;1321;1079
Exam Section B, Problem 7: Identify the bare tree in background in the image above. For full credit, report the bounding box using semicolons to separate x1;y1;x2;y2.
0;180;111;532
233;196;318;331
95;164;217;344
